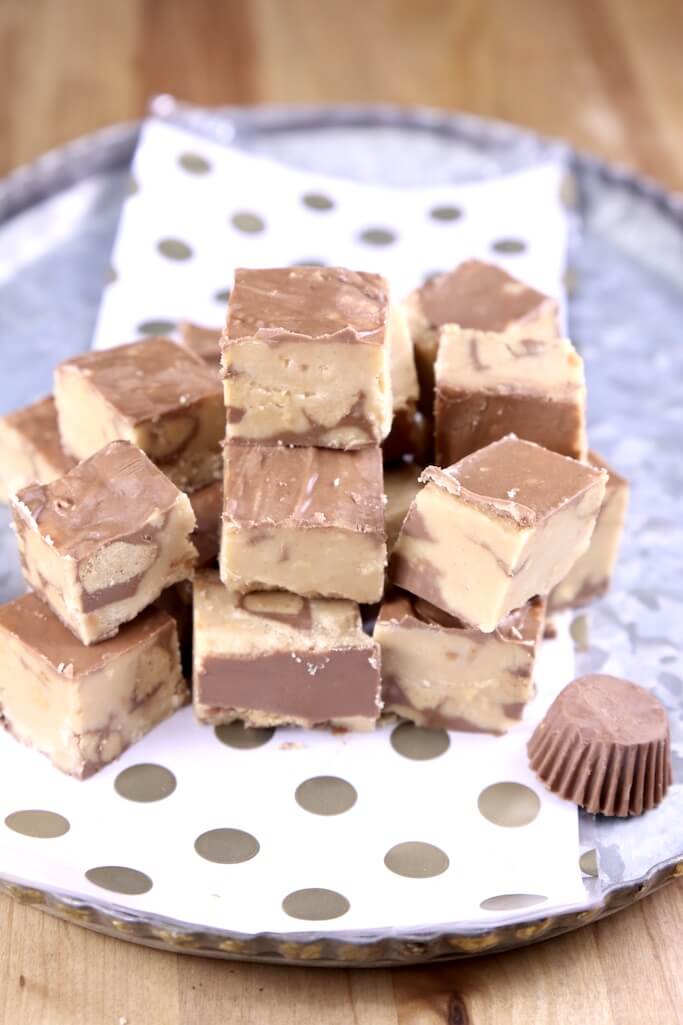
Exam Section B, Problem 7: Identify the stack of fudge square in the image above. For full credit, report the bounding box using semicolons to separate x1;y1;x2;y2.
0;260;628;779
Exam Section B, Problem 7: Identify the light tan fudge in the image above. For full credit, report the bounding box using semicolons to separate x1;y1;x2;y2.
376;591;545;734
550;451;628;610
0;595;187;778
0;396;75;503
403;259;560;414
222;267;393;448
435;327;587;465
54;337;224;491
178;321;221;376
384;463;423;552
383;305;422;463
220;443;386;603
391;436;607;631
12;441;197;645
194;571;382;730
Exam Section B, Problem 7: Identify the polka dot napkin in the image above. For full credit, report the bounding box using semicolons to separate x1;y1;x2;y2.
92;117;570;347
0;114;589;934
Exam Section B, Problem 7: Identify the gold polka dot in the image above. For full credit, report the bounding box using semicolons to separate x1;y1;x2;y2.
390;722;450;760
359;227;396;246
563;267;579;296
127;176;139;196
303;192;335;211
105;267;117;285
430;204;462;222
214;287;231;303
115;764;176;803
423;270;444;285
478;782;541;827
178;152;211;174
290;259;327;268
5;810;70;839
215;723;274;749
491;238;527;254
480;893;546;911
560;171;579;210
194;828;260;864
295;776;357;816
137;319;176;336
570;613;590;651
579;849;599;877
231;212;265;234
282;888;350;921
86;866;152;895
384;842;449;878
158;238;193;260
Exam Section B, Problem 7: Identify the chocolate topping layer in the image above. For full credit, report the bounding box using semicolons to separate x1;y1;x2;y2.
2;397;75;475
225;267;388;344
418;259;556;331
179;321;221;367
379;589;545;645
198;647;381;719
57;338;221;424
422;436;607;527
14;441;184;561
0;593;175;677
223;444;385;535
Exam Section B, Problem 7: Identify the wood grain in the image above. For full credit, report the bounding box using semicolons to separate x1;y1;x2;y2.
0;0;681;1022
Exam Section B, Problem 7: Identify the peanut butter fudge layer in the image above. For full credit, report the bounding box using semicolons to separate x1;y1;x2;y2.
12;441;197;645
193;571;382;730
376;591;545;734
403;260;559;413
384;463;423;553
189;480;222;567
222;267;393;448
0;596;187;778
178;321;221;375
54;337;224;491
391;436;607;632
0;396;75;503
220;443;386;603
550;452;629;610
435;328;587;465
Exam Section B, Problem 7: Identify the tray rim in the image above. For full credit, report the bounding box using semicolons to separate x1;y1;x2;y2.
1;101;681;965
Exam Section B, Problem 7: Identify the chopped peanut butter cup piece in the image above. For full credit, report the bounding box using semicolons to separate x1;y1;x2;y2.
0;396;75;503
189;479;223;567
220;443;386;604
435;328;587;465
391;436;607;632
376;591;545;734
403;259;559;414
0;596;187;778
221;266;393;449
193;571;382;730
12;441;197;645
54;337;224;491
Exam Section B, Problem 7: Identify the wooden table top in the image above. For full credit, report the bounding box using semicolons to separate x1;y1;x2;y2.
0;1;681;1022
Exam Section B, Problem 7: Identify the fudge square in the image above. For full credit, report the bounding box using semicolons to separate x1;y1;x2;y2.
222;267;393;448
220;443;386;603
403;259;559;413
0;595;187;778
12;441;197;646
376;591;545;734
435;327;587;465
0;396;75;503
193;571;382;730
391;436;607;632
54;337;224;491
550;451;629;611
